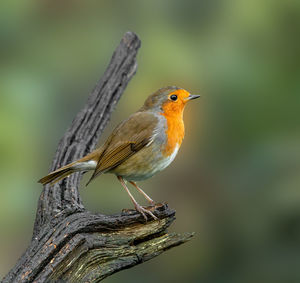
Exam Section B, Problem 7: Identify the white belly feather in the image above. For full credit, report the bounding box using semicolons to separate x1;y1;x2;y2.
154;143;180;173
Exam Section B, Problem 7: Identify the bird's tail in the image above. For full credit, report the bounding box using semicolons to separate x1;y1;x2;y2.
38;151;99;186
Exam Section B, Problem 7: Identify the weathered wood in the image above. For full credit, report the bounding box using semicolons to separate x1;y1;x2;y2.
33;31;141;236
2;32;193;283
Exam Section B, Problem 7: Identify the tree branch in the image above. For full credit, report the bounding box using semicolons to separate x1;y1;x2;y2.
3;31;193;283
33;31;141;235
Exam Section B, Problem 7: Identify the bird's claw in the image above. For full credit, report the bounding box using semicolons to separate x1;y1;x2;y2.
135;204;158;221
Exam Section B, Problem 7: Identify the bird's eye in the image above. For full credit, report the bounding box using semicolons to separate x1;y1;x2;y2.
170;94;178;101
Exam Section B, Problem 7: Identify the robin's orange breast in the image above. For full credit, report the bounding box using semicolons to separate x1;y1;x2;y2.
160;111;184;157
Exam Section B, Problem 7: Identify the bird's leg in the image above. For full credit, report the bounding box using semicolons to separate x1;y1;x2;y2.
129;181;155;206
117;176;158;221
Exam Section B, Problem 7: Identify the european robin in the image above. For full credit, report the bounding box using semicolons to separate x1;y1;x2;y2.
39;86;200;220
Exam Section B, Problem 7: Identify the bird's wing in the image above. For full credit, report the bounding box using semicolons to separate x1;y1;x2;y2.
86;111;158;184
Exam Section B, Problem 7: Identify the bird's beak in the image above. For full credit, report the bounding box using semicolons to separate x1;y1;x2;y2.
187;94;201;100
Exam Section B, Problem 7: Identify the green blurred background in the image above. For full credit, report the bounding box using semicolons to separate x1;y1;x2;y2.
1;0;300;282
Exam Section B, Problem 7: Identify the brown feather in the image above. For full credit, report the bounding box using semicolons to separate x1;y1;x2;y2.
38;168;72;185
39;112;158;186
38;147;104;185
86;112;157;185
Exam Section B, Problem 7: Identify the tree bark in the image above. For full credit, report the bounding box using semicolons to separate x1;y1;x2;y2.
2;31;193;283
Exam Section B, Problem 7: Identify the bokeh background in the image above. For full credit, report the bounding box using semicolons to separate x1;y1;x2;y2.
1;0;300;282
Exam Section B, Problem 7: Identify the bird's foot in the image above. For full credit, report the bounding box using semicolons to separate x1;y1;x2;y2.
135;204;158;221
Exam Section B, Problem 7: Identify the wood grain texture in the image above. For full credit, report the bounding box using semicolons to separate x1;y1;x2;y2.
33;31;141;234
2;32;193;283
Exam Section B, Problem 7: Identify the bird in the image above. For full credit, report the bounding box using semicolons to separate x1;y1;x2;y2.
39;86;200;220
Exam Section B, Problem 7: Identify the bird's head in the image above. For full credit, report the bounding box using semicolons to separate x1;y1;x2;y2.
141;86;200;116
